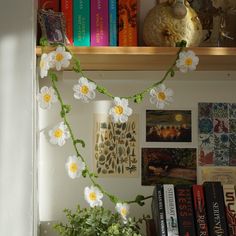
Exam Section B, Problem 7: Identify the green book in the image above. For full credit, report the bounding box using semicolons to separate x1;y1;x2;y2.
73;0;90;46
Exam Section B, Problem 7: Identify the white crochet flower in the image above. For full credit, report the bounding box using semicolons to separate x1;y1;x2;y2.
150;84;173;109
39;53;51;78
48;122;70;146
84;186;103;208
109;97;133;123
176;50;199;73
37;86;58;110
73;77;97;102
115;202;130;223
65;155;85;179
50;46;72;70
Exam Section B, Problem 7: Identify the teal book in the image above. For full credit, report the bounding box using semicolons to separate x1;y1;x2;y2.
109;0;117;46
73;0;90;46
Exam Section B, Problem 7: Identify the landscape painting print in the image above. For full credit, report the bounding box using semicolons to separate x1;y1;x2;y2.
142;148;196;185
146;110;192;142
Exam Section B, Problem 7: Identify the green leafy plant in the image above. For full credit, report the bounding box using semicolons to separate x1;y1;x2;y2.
54;205;146;236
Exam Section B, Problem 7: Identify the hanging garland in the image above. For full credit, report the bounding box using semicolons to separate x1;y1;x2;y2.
37;40;199;222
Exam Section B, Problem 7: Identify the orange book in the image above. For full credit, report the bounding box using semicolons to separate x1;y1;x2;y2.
118;0;138;46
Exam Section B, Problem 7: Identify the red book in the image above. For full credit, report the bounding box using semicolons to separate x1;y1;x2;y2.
192;185;209;236
61;0;73;44
118;0;138;46
38;0;59;11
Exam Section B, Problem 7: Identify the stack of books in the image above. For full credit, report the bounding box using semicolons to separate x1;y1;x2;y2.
38;0;138;46
151;182;236;236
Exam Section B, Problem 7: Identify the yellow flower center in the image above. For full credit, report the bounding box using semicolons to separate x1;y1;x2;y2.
43;94;51;103
54;129;63;138
121;208;127;217
69;162;78;173
40;60;45;69
115;105;124;115
89;192;97;201
185;57;193;66
80;85;89;95
157;92;166;101
55;53;64;62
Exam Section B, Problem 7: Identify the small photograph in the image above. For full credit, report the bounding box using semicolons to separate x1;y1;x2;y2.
38;9;66;44
146;110;192;142
141;148;196;186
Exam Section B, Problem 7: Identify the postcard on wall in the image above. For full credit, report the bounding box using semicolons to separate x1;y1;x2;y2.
146;110;192;142
198;103;236;166
141;148;196;186
201;167;236;185
93;113;138;177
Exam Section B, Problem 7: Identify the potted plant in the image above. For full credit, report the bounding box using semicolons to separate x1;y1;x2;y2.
54;205;145;236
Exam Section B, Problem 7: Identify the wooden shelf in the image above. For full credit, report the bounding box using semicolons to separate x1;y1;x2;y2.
36;46;236;71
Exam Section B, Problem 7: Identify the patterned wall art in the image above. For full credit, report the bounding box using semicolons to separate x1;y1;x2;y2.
146;110;192;142
141;148;196;186
201;167;236;185
198;103;236;166
93;114;138;177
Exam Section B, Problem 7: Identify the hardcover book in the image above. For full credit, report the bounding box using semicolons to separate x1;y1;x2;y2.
61;0;73;44
73;0;90;46
163;184;179;236
90;0;109;46
109;0;117;46
223;185;236;236
118;0;138;46
203;182;229;236
152;184;167;236
175;185;196;236
192;185;209;236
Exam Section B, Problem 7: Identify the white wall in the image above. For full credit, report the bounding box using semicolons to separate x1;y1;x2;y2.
0;0;36;236
38;70;236;235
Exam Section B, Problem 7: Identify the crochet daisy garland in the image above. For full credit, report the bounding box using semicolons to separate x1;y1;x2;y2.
37;40;199;221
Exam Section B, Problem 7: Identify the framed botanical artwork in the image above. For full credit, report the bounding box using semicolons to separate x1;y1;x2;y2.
38;9;66;44
93;113;139;177
146;110;192;142
141;148;196;185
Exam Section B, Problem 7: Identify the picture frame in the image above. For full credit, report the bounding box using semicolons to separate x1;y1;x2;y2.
38;9;67;44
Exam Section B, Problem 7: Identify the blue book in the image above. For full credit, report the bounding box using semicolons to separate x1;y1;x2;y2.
109;0;117;46
73;0;90;46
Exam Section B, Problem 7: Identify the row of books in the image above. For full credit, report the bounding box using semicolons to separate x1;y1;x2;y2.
151;182;236;236
39;0;138;46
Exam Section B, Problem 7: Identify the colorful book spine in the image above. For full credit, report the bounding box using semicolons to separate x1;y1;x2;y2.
203;182;229;236
223;185;236;236
175;185;196;236
73;0;90;46
38;0;59;11
109;0;117;46
118;0;138;46
163;184;179;236
192;185;209;236
152;184;167;236
61;0;73;44
90;0;109;46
